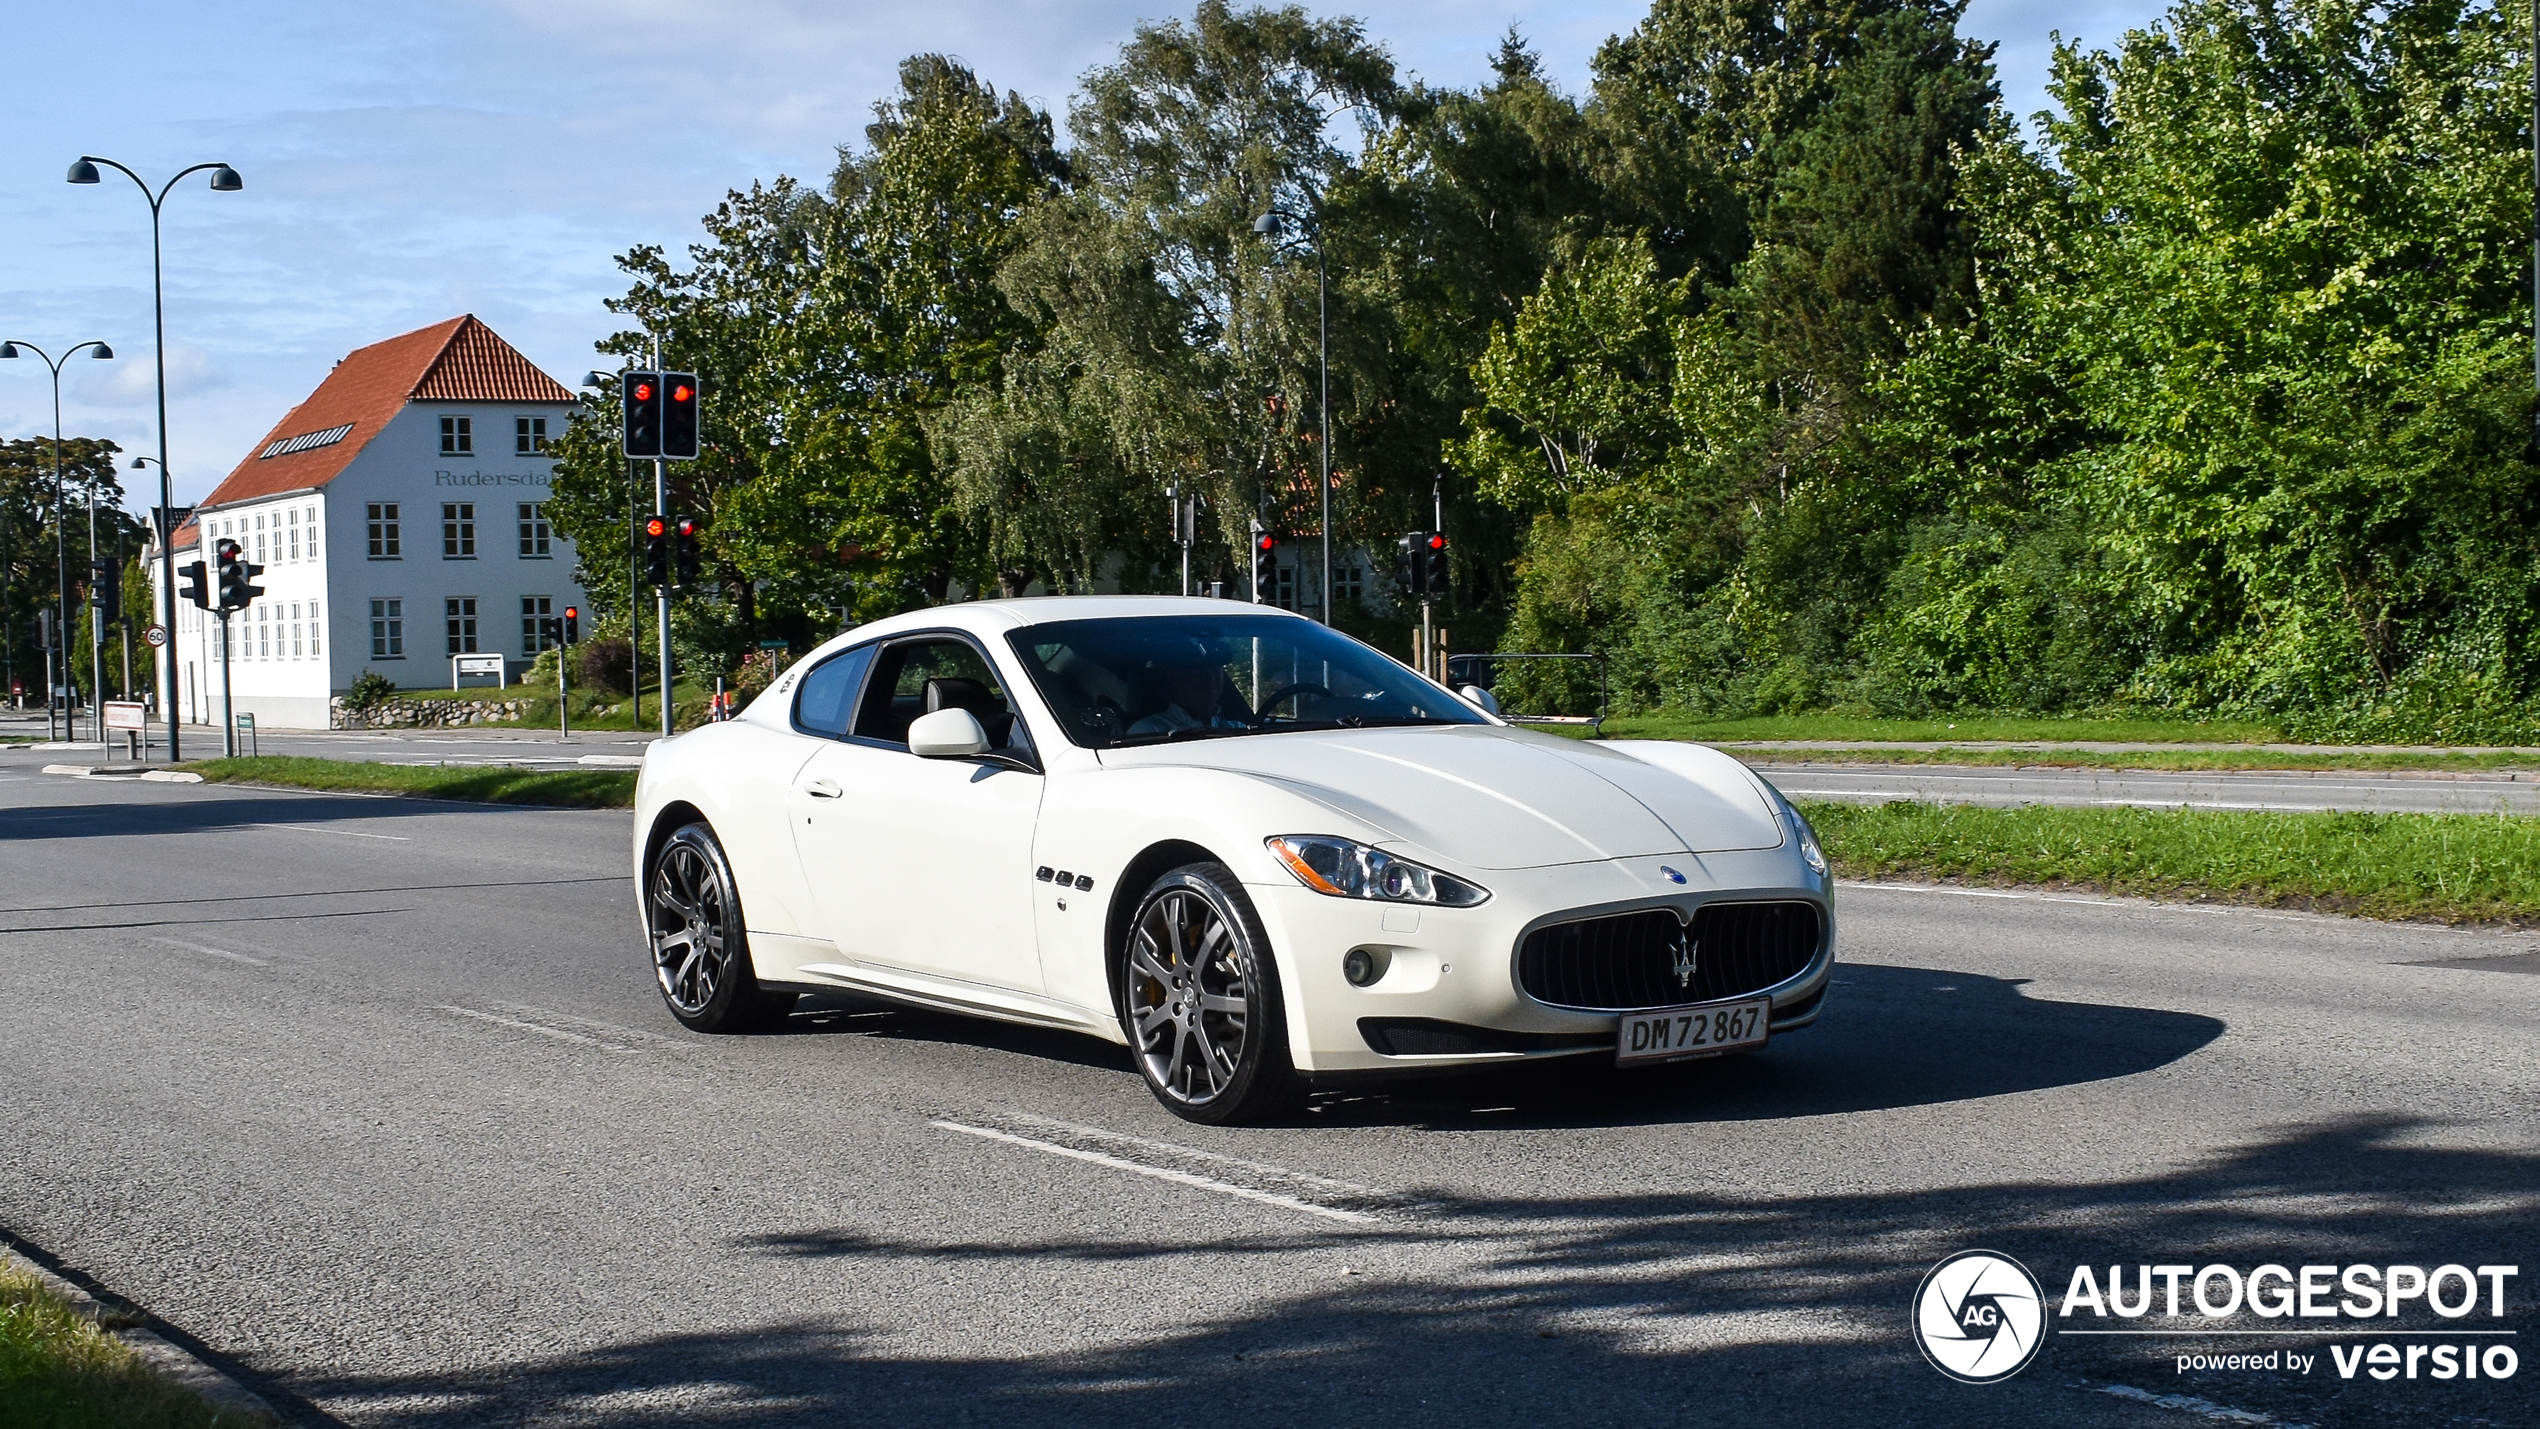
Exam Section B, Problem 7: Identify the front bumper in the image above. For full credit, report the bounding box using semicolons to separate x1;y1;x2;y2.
1245;847;1835;1075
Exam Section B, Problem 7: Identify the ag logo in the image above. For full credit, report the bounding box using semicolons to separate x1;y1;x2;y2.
1912;1250;2045;1383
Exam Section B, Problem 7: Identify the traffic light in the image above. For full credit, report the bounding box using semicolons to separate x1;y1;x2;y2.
662;373;700;460
1252;524;1278;603
624;371;664;458
1395;532;1428;597
674;516;703;587
562;606;579;645
178;560;209;609
643;515;669;587
33;609;52;652
90;559;119;620
1422;531;1450;599
215;537;264;611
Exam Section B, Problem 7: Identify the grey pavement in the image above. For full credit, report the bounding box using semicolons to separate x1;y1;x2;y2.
3;707;656;768
1;745;2531;1427
1749;760;2540;815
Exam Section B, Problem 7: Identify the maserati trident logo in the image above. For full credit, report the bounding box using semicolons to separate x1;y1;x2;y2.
1670;931;1700;992
1913;1250;2046;1384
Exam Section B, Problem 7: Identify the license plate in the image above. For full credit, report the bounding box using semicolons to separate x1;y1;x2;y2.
1616;996;1770;1065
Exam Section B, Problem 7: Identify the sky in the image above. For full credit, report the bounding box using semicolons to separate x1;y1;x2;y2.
0;0;2167;514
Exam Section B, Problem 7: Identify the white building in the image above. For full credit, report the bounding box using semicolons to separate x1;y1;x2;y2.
156;315;585;730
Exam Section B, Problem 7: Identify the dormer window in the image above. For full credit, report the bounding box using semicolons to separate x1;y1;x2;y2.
440;416;472;456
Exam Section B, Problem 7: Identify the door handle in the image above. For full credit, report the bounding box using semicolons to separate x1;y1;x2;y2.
804;778;842;799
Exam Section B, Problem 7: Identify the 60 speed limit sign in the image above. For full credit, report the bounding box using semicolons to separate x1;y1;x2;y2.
143;624;168;648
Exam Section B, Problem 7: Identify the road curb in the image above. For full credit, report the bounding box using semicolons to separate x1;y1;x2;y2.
1;1241;284;1425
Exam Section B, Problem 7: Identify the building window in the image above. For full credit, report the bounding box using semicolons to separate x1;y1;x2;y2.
518;502;551;557
515;417;547;454
1334;565;1364;607
307;505;321;562
522;595;555;653
368;503;400;559
442;502;476;558
310;600;322;657
371;598;404;658
446;597;478;655
253;513;267;566
257;605;271;660
441;415;472;456
1272;565;1296;611
290;602;301;657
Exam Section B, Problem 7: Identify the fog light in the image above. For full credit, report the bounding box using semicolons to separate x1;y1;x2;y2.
1342;948;1380;986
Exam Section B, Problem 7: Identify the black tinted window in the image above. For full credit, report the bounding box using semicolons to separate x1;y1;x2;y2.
851;637;1034;758
1006;614;1486;749
792;644;874;738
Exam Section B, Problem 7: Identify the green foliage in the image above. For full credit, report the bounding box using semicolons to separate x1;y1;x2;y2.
345;670;398;709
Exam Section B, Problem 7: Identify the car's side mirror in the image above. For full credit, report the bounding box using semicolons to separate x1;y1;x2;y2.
908;707;990;758
1459;684;1502;716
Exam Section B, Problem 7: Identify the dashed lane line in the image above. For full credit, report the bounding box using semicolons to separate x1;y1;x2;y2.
930;1119;1380;1226
146;937;270;968
436;1005;642;1053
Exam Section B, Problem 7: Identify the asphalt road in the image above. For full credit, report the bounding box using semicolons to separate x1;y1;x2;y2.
1750;760;2540;815
3;746;2532;1427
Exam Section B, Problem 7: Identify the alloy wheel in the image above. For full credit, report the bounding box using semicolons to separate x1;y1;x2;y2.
651;837;730;1017
1126;887;1255;1106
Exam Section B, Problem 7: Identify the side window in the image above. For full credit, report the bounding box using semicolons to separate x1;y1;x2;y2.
851;637;1033;757
792;644;875;739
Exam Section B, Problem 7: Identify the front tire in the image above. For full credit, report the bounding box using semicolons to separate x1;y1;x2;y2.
647;822;795;1033
1117;863;1297;1125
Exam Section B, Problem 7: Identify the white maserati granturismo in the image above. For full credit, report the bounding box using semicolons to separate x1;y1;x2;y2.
632;596;1834;1123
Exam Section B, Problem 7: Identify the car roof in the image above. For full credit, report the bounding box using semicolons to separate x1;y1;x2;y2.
841;594;1313;643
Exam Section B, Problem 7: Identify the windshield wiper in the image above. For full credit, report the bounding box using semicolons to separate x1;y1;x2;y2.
1119;724;1256;746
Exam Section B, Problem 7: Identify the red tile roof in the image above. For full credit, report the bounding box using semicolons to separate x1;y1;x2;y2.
190;315;575;512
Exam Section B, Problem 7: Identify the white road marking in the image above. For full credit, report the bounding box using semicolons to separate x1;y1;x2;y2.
931;1119;1379;1225
436;1005;639;1053
147;937;270;967
242;822;408;841
1001;1110;1392;1200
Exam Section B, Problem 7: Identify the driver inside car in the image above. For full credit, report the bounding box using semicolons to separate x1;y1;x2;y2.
1127;645;1250;739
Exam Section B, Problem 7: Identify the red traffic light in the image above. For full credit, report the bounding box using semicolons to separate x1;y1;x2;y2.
1427;534;1447;550
645;516;668;538
563;606;578;621
216;538;241;561
633;381;654;402
676;516;702;538
1257;534;1276;550
671;383;693;403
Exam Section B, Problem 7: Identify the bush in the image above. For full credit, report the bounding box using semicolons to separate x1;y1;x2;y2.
346;671;398;710
576;637;635;697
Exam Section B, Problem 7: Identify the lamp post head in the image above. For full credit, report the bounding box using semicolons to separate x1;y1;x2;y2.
208;165;243;192
582;370;611;388
0;342;16;360
90;344;113;360
1252;212;1281;236
66;158;101;185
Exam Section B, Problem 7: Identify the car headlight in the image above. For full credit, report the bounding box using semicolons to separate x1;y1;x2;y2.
1265;836;1490;907
1792;809;1828;876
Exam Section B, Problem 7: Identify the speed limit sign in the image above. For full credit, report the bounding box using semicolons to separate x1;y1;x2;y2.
143;624;168;648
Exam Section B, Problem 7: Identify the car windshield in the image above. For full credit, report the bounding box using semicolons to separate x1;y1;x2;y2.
1006;613;1488;750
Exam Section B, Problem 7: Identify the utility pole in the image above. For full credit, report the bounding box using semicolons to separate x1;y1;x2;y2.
653;339;671;739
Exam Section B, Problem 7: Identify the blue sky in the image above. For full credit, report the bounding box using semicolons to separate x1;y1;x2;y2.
0;0;2166;510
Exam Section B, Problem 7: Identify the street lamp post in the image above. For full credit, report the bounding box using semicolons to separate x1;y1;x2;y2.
1253;207;1332;624
0;339;114;742
69;155;242;761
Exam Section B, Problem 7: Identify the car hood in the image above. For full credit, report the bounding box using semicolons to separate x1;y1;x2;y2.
1100;725;1785;870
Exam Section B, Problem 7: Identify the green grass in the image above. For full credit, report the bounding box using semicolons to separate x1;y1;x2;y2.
1803;799;2540;923
349;679;719;733
1605;713;2286;744
0;1260;261;1429
1736;746;2540;773
187;756;635;808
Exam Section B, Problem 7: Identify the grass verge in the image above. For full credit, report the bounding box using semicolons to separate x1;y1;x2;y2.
186;756;635;809
0;1260;246;1429
1604;713;2285;744
1802;799;2540;924
1738;746;2540;774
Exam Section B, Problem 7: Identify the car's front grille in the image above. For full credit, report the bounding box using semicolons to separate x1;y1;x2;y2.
1516;901;1822;1011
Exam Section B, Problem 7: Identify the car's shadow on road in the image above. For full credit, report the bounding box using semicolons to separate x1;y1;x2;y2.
765;963;2225;1128
0;789;598;846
